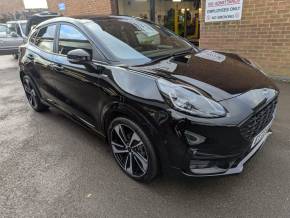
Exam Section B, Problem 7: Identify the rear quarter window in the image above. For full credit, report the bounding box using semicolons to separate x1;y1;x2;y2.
33;25;56;53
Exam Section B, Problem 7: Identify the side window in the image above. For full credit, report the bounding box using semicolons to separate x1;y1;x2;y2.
34;25;56;53
58;25;92;56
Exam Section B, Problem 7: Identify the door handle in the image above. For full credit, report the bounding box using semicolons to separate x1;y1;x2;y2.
53;64;64;72
27;54;34;60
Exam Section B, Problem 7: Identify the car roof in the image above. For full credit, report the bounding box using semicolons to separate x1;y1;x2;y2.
36;16;81;27
7;20;27;24
32;11;58;17
76;15;139;20
36;15;142;27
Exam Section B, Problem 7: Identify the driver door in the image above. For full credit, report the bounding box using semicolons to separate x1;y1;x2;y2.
49;24;102;128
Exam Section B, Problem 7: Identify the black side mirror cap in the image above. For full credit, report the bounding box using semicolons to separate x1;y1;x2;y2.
67;49;92;64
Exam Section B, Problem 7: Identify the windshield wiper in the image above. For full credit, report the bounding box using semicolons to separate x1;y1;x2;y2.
144;48;194;65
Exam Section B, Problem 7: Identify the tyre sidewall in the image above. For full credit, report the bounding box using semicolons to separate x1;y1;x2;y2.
108;117;158;183
22;75;48;112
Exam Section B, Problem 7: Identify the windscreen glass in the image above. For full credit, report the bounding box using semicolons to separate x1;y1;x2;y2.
86;18;192;64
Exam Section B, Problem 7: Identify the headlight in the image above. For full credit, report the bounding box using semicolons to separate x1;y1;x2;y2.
157;79;226;118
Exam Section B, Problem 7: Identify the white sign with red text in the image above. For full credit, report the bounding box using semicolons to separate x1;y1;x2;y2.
205;0;244;22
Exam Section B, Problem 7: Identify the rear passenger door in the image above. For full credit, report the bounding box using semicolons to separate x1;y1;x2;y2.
26;24;58;100
50;24;102;128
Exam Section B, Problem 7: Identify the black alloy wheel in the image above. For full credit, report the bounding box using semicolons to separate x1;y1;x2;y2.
22;75;49;112
108;117;158;182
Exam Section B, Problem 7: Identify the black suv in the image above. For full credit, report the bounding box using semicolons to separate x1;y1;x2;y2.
19;16;278;182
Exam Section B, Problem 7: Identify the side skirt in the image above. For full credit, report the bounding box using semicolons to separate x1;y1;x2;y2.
41;98;106;139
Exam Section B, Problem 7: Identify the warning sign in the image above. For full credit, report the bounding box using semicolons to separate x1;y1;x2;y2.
205;0;244;22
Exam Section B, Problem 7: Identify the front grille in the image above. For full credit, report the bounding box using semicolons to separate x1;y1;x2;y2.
240;98;277;141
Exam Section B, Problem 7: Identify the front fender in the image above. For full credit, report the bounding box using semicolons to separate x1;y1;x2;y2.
101;101;171;173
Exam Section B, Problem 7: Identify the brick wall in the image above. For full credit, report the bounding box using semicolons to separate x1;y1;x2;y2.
0;0;24;14
200;0;290;78
47;0;113;17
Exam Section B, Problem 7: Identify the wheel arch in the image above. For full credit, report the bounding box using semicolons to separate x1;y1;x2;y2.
19;70;25;82
20;70;43;100
101;102;170;173
102;102;158;138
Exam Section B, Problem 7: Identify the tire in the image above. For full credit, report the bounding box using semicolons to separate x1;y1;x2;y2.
108;117;158;183
22;75;49;112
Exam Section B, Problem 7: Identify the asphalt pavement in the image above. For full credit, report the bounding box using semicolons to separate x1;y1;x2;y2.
0;55;289;217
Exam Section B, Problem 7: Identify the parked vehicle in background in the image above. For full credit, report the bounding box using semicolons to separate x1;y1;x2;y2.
7;20;28;38
0;23;23;56
26;11;59;36
0;24;7;38
19;16;279;182
2;12;59;59
6;20;27;59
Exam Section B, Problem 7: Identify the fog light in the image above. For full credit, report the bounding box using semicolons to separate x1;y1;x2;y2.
184;130;206;145
189;160;228;175
190;166;228;175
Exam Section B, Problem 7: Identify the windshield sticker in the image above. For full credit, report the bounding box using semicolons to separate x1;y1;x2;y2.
195;50;226;63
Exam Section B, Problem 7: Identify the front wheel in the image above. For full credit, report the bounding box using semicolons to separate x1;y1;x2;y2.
22;75;49;112
108;117;158;183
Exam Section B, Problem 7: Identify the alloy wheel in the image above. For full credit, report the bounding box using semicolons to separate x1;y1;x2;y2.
111;124;149;178
23;78;38;109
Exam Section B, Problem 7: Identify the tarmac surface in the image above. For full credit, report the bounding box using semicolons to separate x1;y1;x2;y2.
0;55;289;217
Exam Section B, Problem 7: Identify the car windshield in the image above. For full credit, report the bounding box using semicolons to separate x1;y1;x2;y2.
0;25;7;32
0;25;7;37
85;18;193;65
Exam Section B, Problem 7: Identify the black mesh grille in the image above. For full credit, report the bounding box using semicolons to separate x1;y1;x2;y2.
240;98;277;141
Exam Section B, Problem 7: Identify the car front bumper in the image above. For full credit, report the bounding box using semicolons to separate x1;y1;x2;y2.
160;98;277;178
150;93;278;178
182;130;272;177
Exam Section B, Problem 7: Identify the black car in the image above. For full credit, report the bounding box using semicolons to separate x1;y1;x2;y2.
19;16;279;182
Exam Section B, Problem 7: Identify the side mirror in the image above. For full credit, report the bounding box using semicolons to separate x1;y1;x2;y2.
10;32;18;37
67;49;92;64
